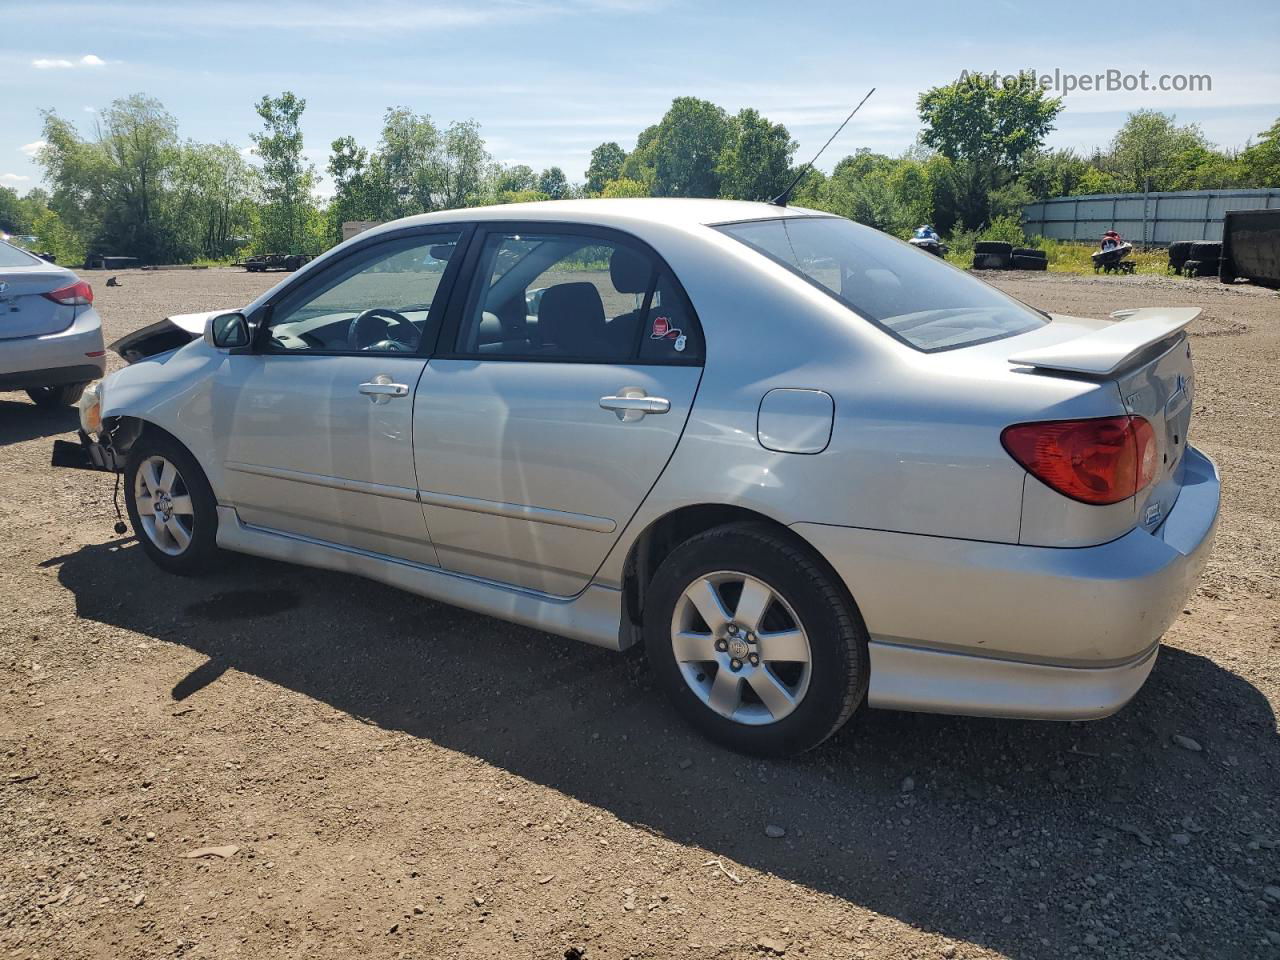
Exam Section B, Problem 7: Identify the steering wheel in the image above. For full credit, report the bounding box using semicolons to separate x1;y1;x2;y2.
348;307;416;352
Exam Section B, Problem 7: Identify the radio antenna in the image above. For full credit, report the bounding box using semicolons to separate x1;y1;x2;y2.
771;86;876;207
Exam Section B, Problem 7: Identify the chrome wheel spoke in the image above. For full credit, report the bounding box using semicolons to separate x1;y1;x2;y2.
686;578;731;634
139;460;162;497
733;577;772;632
707;667;742;717
747;668;797;720
165;518;192;551
756;629;809;663
168;495;194;517
672;630;715;663
136;496;156;516
158;459;177;494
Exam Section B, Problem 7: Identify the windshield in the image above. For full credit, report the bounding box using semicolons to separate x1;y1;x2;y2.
716;216;1047;352
0;240;41;268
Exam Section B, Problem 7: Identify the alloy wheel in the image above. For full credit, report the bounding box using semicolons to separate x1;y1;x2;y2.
670;571;812;725
133;455;196;556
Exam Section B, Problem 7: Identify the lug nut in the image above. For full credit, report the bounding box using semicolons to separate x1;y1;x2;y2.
730;658;742;671
715;639;728;652
748;653;760;666
727;624;739;636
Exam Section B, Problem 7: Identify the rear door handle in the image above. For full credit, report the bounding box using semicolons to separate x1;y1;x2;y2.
359;376;410;404
600;388;670;421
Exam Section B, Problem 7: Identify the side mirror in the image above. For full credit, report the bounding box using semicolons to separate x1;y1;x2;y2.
204;312;251;349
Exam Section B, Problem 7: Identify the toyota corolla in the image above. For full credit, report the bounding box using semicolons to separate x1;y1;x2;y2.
67;199;1219;756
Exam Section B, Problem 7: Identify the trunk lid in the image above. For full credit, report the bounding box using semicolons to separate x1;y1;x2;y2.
0;261;81;340
1009;307;1198;532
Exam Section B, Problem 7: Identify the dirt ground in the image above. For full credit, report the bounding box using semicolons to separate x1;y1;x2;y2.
2;267;1278;960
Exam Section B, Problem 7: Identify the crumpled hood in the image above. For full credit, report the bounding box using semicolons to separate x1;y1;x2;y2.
109;310;227;362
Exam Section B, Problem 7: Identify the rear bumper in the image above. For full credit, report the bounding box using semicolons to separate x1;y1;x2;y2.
0;307;105;388
793;445;1219;720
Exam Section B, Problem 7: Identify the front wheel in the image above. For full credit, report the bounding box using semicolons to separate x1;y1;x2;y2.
124;432;223;575
644;523;869;756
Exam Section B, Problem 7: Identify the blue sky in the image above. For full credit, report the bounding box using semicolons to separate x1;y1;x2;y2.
3;0;1278;196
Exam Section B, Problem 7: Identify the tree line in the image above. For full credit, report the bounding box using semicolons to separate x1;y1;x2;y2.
2;74;1277;265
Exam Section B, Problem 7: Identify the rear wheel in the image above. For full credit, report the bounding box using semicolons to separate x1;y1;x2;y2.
644;523;868;756
26;382;87;408
124;431;223;575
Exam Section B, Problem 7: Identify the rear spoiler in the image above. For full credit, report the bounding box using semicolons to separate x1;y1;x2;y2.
1008;308;1201;376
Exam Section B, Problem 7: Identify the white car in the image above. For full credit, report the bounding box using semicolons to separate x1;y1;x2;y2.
71;199;1218;756
0;240;104;406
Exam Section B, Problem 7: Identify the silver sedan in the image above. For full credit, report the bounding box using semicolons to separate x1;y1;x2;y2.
71;199;1219;756
0;239;104;406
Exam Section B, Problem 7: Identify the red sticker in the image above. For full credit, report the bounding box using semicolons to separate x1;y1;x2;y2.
650;316;670;338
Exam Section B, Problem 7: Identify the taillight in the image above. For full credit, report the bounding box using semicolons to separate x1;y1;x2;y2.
42;280;93;306
1001;416;1157;505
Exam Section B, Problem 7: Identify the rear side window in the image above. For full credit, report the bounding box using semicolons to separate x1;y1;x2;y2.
0;240;41;267
717;217;1046;352
455;230;701;363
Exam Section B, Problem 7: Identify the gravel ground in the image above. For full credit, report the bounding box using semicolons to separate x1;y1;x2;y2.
1;267;1278;960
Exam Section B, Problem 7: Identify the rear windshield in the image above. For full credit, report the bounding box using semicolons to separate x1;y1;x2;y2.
0;240;41;268
716;216;1047;352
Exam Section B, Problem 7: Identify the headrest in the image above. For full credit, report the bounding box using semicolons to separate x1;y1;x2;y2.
538;282;607;351
609;247;652;294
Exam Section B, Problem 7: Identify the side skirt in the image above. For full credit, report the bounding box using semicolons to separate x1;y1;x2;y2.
214;506;629;651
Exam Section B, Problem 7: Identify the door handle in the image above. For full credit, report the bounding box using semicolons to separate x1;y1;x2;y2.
600;388;670;421
359;376;409;404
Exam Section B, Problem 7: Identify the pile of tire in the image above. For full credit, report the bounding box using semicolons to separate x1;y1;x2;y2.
971;241;1012;270
1011;247;1048;271
1167;241;1193;273
1180;240;1222;278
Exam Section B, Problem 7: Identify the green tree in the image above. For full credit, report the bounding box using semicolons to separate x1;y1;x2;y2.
585;142;627;193
251;91;315;253
600;177;649;198
918;72;1062;227
919;73;1063;172
716;108;796;201
537;166;569;199
438;120;490;208
378;107;441;217
1019;149;1091;200
1240;116;1280;186
645;98;731;197
1108;110;1210;192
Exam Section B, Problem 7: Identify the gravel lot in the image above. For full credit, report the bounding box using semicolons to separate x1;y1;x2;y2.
2;267;1278;960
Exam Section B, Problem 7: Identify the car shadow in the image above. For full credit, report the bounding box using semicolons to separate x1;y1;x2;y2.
51;538;1280;958
0;396;78;446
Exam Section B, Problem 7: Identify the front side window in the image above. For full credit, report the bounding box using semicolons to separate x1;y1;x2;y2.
455;231;700;363
264;232;461;353
717;217;1046;352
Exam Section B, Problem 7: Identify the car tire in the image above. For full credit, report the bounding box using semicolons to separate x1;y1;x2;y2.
1010;254;1049;271
1012;247;1046;260
1190;241;1222;262
1167;241;1193;271
26;382;88;408
643;522;869;757
974;240;1014;256
124;430;223;576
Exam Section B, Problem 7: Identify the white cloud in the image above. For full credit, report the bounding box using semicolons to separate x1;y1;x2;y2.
31;53;107;69
19;140;47;157
1;173;32;185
